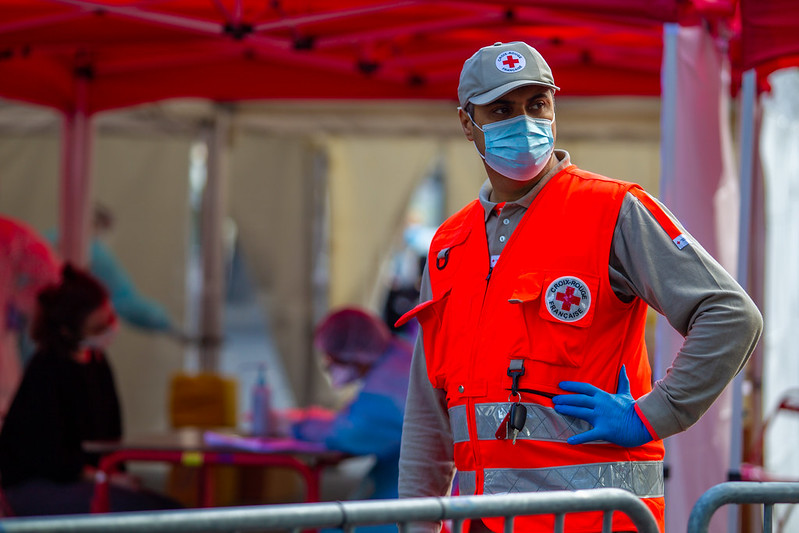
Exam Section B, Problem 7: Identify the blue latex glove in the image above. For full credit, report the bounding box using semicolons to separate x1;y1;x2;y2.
291;412;335;443
551;365;653;447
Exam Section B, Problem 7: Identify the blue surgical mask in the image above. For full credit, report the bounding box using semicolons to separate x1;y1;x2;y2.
328;364;362;388
471;114;555;181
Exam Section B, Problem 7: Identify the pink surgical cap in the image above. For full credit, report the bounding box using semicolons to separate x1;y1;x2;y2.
314;307;391;366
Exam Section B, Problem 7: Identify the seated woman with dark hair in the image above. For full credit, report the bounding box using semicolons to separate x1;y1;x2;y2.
0;264;180;515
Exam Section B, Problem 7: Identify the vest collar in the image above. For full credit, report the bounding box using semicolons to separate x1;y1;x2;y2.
478;149;572;222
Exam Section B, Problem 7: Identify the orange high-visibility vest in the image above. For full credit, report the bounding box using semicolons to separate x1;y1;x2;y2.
400;165;666;532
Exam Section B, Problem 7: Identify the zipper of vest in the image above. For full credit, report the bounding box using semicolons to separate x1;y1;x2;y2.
468;252;494;471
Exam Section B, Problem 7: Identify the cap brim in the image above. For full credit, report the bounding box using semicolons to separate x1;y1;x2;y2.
469;80;560;106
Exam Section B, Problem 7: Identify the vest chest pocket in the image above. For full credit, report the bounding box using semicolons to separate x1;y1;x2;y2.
395;290;450;389
402;226;472;389
509;272;599;369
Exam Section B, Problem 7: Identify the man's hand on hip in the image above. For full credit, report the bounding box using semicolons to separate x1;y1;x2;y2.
552;365;653;447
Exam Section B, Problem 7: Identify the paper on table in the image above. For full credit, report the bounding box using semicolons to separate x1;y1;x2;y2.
203;430;329;453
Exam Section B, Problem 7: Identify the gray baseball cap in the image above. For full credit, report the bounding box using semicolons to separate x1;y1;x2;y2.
458;42;559;108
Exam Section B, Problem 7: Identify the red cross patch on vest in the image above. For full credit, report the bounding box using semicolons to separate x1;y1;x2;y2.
544;276;591;322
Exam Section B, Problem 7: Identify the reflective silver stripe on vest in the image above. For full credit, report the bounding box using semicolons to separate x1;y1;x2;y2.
449;405;470;443
484;461;664;498
477;402;594;442
457;470;476;496
448;402;594;443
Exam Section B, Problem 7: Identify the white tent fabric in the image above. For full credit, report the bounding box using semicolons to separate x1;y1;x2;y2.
325;136;440;308
761;68;799;529
657;24;740;533
92;134;190;433
227;130;330;407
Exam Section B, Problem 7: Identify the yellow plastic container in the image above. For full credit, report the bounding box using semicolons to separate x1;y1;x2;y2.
169;372;238;428
167;372;239;507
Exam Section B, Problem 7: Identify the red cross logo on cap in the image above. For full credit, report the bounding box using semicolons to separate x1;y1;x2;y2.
496;51;526;73
502;55;520;69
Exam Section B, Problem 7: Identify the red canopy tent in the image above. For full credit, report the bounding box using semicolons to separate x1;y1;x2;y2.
737;0;799;89
0;0;682;115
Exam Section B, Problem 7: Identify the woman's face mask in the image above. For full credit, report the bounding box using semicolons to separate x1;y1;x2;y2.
471;114;555;181
80;320;118;351
327;363;362;388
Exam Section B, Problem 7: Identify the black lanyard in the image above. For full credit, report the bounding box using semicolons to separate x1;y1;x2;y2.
506;359;556;400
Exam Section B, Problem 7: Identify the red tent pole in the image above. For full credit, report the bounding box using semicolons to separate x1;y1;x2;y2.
59;74;92;267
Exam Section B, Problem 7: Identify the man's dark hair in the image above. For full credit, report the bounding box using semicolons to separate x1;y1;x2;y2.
31;263;109;354
464;102;475;117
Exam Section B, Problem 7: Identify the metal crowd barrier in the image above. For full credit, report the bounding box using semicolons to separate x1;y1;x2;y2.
0;488;659;533
687;482;799;533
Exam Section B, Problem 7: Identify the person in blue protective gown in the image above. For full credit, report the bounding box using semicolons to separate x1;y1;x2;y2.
41;205;180;341
292;307;412;529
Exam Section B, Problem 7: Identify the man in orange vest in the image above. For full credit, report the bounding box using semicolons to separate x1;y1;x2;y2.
396;41;763;533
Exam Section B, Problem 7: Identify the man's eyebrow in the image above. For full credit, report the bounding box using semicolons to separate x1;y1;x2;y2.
489;92;550;106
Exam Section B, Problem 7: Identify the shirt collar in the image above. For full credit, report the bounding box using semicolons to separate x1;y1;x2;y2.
479;150;571;222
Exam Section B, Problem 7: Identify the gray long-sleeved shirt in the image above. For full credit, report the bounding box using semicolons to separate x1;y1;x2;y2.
398;150;763;515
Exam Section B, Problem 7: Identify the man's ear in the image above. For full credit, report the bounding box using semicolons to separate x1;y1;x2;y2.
458;107;475;141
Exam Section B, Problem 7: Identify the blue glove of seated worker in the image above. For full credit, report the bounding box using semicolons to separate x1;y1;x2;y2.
551;365;653;447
